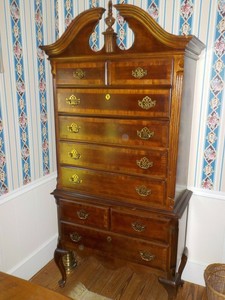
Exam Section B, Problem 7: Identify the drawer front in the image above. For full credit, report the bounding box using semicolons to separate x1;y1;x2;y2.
57;88;171;118
59;142;167;178
58;199;109;229
61;222;169;271
59;116;169;148
111;209;171;243
59;167;166;208
109;59;173;86
56;62;105;85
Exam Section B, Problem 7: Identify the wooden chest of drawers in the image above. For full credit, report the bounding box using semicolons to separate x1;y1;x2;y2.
41;2;205;297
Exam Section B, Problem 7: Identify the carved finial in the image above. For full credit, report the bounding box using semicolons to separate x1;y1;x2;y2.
103;0;117;53
105;0;115;32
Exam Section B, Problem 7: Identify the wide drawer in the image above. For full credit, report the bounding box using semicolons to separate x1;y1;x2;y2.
58;198;109;230
59;116;169;149
59;142;167;178
108;58;173;86
61;222;169;271
57;88;171;118
55;62;105;85
59;166;166;208
111;208;171;243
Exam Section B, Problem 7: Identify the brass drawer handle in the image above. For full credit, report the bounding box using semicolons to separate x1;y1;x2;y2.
136;157;153;169
132;67;147;79
77;209;89;220
135;185;151;197
138;96;156;110
66;95;80;106
69;174;82;184
139;251;155;262
67;123;81;133
131;221;146;232
70;232;82;243
68;149;81;160
137;127;154;140
73;68;85;79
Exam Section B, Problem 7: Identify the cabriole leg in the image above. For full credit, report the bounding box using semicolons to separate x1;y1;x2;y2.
159;247;188;299
54;247;69;287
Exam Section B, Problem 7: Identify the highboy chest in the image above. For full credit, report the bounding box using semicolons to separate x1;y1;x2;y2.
41;2;204;298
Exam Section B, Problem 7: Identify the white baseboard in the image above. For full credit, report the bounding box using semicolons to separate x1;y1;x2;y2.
8;234;58;280
182;260;207;286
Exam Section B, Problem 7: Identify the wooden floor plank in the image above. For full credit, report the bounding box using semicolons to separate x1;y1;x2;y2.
100;267;133;299
30;257;206;300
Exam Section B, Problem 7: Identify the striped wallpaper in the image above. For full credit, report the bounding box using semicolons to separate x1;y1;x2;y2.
0;0;224;197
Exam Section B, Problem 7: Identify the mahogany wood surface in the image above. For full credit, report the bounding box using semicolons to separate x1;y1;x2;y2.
41;2;205;297
0;271;70;300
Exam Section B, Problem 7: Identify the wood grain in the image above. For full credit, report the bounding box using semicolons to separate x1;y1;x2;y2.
0;271;70;300
30;258;206;300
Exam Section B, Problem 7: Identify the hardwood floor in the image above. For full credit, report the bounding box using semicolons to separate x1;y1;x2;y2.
30;256;206;300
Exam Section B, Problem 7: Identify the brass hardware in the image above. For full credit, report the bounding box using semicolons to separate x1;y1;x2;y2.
131;221;146;232
62;251;77;273
68;149;81;160
137;127;154;140
67;123;81;133
77;209;89;220
136;157;153;169
73;68;85;79
70;232;82;243
66;95;80;106
105;93;111;101
139;251;155;262
132;67;147;79
135;185;151;197
107;236;112;242
69;174;82;184
138;96;156;110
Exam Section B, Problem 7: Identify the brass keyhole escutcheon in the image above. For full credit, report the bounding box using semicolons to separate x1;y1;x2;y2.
107;236;112;243
105;94;111;101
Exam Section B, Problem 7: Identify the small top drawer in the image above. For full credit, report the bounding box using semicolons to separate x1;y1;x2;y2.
111;209;171;244
58;199;109;230
55;62;105;86
108;58;173;86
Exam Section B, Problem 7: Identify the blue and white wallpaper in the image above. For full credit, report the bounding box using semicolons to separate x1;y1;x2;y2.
0;0;225;196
